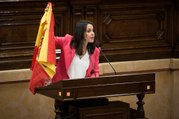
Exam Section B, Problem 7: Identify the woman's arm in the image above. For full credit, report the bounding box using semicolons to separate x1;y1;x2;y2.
55;34;73;49
54;36;64;49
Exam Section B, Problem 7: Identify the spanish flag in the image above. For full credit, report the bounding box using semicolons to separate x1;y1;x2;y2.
29;2;56;94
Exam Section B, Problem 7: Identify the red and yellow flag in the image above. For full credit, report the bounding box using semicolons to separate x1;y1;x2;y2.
29;2;56;94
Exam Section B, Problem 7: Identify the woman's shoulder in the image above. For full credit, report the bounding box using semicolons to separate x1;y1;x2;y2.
56;34;73;43
94;46;101;54
64;34;73;39
55;34;73;40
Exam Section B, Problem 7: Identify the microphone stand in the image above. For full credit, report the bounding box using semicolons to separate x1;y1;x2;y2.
100;49;117;75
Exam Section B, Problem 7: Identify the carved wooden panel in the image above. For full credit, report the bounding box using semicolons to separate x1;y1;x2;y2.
0;2;70;70
0;0;178;70
71;5;98;35
72;6;86;34
98;3;173;62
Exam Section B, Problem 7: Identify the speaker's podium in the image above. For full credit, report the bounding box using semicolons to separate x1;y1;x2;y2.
36;73;155;119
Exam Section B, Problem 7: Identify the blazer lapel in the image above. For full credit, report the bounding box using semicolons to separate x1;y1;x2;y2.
86;54;93;77
65;48;75;72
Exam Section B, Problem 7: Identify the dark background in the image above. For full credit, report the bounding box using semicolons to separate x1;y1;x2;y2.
0;0;179;70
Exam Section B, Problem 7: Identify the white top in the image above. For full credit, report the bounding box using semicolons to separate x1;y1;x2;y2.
68;51;90;79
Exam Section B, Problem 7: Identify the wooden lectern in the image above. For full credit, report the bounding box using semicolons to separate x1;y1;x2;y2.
36;73;155;119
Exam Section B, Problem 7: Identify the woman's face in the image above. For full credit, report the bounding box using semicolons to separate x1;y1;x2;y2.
84;24;95;44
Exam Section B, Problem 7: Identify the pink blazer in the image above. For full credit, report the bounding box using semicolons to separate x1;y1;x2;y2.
52;34;100;83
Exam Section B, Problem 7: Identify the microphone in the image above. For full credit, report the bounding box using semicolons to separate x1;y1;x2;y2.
100;49;117;75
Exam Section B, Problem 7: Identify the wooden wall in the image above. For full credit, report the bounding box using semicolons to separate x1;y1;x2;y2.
0;0;178;70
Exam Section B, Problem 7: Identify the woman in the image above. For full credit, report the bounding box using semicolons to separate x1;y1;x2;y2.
52;20;100;82
53;20;102;119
